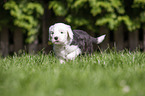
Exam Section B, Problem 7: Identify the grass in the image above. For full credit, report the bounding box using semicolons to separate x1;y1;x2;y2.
0;50;145;96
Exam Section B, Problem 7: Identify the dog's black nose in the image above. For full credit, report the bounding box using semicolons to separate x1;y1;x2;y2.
54;37;58;40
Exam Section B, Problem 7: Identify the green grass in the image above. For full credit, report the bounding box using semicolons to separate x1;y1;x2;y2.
0;51;145;96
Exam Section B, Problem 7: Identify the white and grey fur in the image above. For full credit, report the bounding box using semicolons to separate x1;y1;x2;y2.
49;23;105;63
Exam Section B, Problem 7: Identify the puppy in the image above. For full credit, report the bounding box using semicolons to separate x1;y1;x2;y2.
49;23;105;63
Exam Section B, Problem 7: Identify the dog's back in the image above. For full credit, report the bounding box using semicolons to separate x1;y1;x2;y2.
71;30;104;54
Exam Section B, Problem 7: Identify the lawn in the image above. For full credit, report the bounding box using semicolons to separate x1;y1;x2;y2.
0;51;145;96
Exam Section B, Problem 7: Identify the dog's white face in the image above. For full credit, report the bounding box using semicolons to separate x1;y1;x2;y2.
49;23;73;45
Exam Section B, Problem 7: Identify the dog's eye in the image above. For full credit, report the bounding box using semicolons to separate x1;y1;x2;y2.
61;32;63;34
51;32;54;34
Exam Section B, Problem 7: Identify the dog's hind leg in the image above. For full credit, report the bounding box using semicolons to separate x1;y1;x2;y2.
66;48;82;60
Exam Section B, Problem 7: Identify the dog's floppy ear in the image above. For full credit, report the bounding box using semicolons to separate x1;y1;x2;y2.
48;25;54;41
66;25;73;43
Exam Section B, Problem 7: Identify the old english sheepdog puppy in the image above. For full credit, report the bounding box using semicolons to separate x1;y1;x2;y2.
49;23;105;63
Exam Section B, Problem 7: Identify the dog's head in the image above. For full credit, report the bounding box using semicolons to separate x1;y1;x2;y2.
49;23;73;45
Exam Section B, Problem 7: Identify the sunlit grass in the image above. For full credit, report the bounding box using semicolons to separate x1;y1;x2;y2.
0;51;145;96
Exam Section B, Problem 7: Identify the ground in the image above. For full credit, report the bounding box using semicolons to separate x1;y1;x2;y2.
0;51;145;96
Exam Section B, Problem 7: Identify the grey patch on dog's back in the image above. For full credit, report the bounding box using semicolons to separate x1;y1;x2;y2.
70;30;97;54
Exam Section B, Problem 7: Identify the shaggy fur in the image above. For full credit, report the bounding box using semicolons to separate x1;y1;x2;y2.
71;30;101;54
49;23;105;63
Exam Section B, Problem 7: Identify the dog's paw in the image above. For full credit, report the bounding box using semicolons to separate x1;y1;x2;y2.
66;54;75;60
59;59;65;64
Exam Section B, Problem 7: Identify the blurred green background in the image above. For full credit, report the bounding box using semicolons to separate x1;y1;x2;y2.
0;0;145;56
1;0;145;43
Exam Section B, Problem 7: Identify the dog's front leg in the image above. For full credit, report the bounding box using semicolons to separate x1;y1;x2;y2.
59;58;65;64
